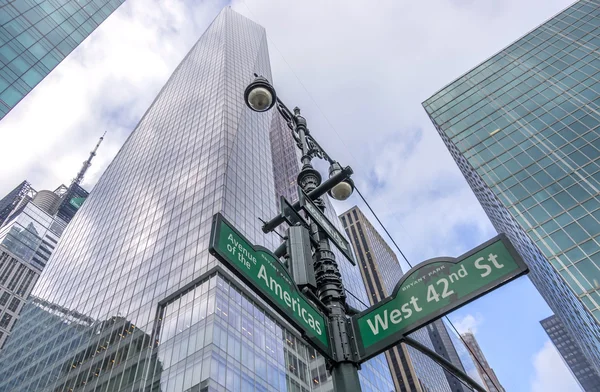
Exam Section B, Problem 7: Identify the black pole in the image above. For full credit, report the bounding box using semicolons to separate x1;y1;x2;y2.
246;76;362;392
403;337;487;392
292;109;361;392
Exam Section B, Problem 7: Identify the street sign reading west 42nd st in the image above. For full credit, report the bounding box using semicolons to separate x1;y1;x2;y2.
298;188;356;266
209;213;331;359
351;234;529;362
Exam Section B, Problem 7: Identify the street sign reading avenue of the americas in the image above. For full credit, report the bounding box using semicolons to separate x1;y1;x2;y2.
352;234;528;362
209;213;331;359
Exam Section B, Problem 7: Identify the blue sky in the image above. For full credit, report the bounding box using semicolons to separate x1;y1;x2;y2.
0;0;586;390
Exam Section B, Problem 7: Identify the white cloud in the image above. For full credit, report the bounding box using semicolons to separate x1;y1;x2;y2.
0;0;223;194
229;0;573;263
452;313;484;334
0;0;574;265
531;341;582;392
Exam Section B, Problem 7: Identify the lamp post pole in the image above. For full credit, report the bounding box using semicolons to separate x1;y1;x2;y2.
293;109;362;391
244;76;361;391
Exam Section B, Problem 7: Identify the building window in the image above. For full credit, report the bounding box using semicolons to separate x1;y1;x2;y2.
0;313;12;329
0;292;9;307
8;297;20;312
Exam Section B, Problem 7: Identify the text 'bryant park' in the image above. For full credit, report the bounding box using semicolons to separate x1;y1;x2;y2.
0;1;599;391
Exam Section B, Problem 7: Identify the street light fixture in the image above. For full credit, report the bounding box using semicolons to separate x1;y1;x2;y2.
244;74;361;391
244;75;276;112
328;162;354;201
244;75;354;201
243;75;493;392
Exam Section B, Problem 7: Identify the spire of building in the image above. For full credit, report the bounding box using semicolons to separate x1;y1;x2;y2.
71;131;106;187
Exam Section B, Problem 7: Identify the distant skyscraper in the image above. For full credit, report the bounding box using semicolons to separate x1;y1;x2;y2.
461;332;504;392
423;0;600;373
426;320;476;392
0;181;33;227
444;320;485;388
541;314;600;391
0;190;66;350
0;136;101;351
0;8;395;391
340;206;453;392
0;0;126;120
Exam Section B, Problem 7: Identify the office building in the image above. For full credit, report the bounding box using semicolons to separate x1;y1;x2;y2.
0;189;66;350
541;314;600;391
461;332;504;392
0;136;101;350
426;320;477;392
0;181;34;227
444;321;485;389
340;205;453;392
0;8;395;391
423;0;600;372
0;0;126;121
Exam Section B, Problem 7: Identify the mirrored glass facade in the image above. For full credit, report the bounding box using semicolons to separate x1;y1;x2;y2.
0;0;125;120
0;8;395;392
0;181;33;227
444;320;484;389
426;320;476;392
0;200;65;269
423;0;600;373
0;195;65;351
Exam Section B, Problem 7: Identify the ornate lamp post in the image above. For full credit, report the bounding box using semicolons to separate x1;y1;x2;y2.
245;75;361;391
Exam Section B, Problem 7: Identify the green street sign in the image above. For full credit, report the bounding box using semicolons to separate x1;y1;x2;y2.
351;234;528;362
298;188;356;266
209;213;331;359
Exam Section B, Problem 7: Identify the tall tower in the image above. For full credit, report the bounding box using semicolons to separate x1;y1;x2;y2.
0;9;394;391
426;320;476;392
54;132;105;224
423;0;600;373
340;206;455;392
541;314;600;391
0;181;34;228
0;0;126;121
461;332;505;392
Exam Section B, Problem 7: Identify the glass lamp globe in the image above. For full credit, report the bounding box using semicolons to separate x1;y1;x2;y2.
330;181;353;201
247;86;274;112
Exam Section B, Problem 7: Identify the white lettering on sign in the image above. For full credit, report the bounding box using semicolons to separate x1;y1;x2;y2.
256;264;322;335
474;253;504;278
365;296;423;335
363;253;507;336
227;234;257;267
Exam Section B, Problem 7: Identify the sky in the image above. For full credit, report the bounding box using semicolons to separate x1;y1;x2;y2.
0;0;586;390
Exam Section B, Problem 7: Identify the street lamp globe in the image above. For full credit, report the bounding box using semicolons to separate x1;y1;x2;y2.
330;180;354;201
244;76;276;112
328;162;354;201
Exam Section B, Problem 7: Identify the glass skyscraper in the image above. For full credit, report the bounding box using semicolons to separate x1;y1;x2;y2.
541;314;600;391
0;0;125;120
424;0;600;374
426;320;475;392
461;333;504;392
0;181;33;227
0;8;394;392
